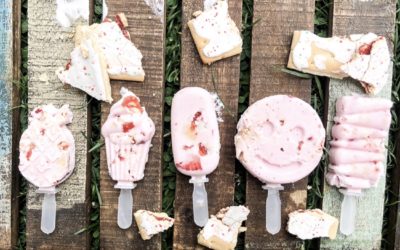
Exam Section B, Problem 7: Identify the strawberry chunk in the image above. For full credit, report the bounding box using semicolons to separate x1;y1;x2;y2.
177;160;202;171
122;96;143;113
58;141;69;150
198;143;208;156
26;144;36;161
190;111;202;131
359;43;372;55
122;122;135;132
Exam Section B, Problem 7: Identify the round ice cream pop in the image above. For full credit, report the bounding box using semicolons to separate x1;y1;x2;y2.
102;87;155;229
326;96;392;235
235;95;325;234
171;87;221;226
19;104;75;234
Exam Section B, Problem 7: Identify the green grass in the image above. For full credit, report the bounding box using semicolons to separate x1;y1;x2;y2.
14;0;400;249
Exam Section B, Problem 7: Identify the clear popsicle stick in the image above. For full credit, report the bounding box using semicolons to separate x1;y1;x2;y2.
37;187;57;234
190;176;209;227
115;182;137;229
262;184;284;235
339;189;361;236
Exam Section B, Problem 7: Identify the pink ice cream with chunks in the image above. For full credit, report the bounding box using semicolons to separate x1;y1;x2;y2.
171;87;220;177
101;87;155;187
235;95;325;184
18;104;75;189
326;96;392;192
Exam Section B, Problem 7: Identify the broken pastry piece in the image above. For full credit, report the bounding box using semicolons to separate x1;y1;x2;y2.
188;1;242;65
287;209;338;240
57;39;112;103
75;13;145;81
288;31;390;95
134;210;174;240
197;206;249;250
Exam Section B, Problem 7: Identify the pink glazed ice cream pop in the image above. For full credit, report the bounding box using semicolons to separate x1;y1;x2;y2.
19;104;75;234
102;87;155;229
326;95;392;235
235;95;325;234
171;87;221;226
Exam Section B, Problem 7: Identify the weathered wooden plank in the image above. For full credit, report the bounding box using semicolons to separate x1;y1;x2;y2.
0;0;20;248
172;0;242;249
99;1;165;249
320;1;396;249
244;1;315;249
26;1;92;249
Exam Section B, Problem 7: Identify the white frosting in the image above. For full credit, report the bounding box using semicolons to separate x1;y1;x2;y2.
57;39;112;102
144;0;164;22
192;1;242;58
204;0;225;10
341;36;390;94
201;206;249;242
56;0;89;27
292;31;355;70
287;209;337;240
135;210;174;238
102;0;109;21
313;54;327;70
89;22;145;78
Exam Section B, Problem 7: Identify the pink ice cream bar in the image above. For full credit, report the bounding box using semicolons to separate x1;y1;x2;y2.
102;87;155;187
19;104;75;234
235;95;325;234
171;87;221;227
326;95;392;235
101;87;155;229
235;95;325;184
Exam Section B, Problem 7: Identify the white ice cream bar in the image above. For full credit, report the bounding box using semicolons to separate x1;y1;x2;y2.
18;104;75;188
235;95;325;184
101;87;155;187
171;87;221;177
288;31;391;95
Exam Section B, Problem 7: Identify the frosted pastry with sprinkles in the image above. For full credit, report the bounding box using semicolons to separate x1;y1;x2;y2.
288;31;391;95
188;0;242;64
134;210;174;240
102;87;155;229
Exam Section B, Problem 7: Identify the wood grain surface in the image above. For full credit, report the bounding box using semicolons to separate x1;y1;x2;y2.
173;0;242;249
320;1;396;249
26;1;92;249
99;1;166;249
0;0;20;248
245;1;315;249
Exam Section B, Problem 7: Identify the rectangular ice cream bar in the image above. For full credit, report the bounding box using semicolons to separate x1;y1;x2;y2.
288;31;390;95
171;87;220;177
326;96;392;191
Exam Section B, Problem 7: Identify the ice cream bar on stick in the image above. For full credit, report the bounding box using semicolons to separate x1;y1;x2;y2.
101;87;155;229
171;87;221;227
235;95;325;234
288;31;390;95
18;104;76;234
326;96;392;235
